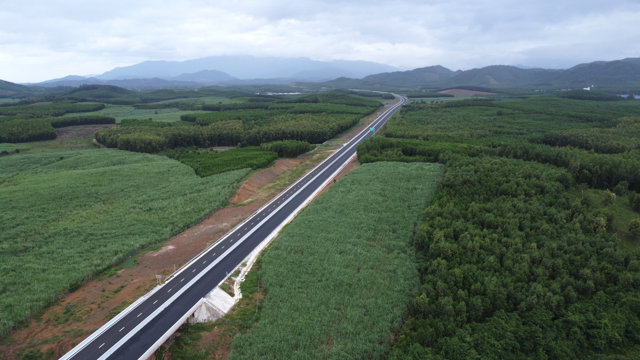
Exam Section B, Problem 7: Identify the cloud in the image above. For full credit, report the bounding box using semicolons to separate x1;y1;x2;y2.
1;0;639;82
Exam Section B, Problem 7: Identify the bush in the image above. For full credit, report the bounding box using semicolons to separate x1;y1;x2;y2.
50;115;115;128
260;140;314;157
0;119;56;143
629;219;640;240
116;134;168;153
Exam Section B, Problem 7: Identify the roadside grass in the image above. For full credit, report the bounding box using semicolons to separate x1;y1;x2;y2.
0;149;250;335
155;257;266;360
229;162;444;359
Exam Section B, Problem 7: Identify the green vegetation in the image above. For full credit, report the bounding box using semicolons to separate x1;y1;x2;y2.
0;149;250;335
406;92;455;98
163;147;278;177
0;118;57;143
49;115;115;128
230;162;444;359
557;89;623;101
356;95;640;359
0;143;29;155
95;93;380;152
259;140;314;157
78;104;207;123
0;101;105;120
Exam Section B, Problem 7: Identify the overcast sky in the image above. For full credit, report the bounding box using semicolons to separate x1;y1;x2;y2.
1;0;639;83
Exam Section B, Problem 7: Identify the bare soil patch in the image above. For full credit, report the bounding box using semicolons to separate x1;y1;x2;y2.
439;88;495;96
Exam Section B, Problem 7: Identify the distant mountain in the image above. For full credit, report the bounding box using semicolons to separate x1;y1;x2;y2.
447;65;561;87
326;65;457;89
172;69;237;83
321;58;640;90
557;58;640;87
97;55;397;81
19;56;640;93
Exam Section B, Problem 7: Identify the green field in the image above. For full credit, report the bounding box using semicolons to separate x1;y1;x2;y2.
69;104;207;123
230;162;444;359
357;96;640;359
163;146;279;177
0;143;29;155
0;149;250;335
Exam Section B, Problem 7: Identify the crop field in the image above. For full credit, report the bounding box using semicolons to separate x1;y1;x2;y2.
69;104;207;123
0;149;250;334
357;95;640;359
230;162;444;359
163;146;278;176
0;143;29;155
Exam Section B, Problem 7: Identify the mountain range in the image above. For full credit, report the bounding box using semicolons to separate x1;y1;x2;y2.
2;56;640;97
323;58;640;90
32;55;397;89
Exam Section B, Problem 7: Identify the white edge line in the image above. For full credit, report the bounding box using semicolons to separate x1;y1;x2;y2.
59;288;157;360
63;94;404;360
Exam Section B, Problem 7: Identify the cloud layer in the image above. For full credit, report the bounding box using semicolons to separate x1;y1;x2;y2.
2;0;639;82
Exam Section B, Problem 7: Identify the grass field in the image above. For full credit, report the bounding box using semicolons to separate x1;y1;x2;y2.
229;162;444;359
0;143;29;155
66;104;207;123
0;149;250;334
163;147;278;177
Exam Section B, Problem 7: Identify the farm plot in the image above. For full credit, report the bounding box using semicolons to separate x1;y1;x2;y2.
0;149;249;334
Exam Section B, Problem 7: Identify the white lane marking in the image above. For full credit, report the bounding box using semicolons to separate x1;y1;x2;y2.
137;312;142;318
153;300;158;305
99;343;105;349
202;260;207;264
167;288;172;293
119;327;125;332
192;268;196;272
180;278;184;282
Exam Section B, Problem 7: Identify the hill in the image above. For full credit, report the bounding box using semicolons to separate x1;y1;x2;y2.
321;58;640;91
0;80;33;98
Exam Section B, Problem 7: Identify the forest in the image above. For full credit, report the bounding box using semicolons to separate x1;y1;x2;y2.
357;95;640;359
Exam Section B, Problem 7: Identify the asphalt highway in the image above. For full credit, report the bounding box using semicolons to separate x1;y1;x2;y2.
62;95;405;360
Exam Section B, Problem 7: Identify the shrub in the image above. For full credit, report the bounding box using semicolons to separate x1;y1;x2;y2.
116;134;168;153
260;140;314;157
50;115;115;128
